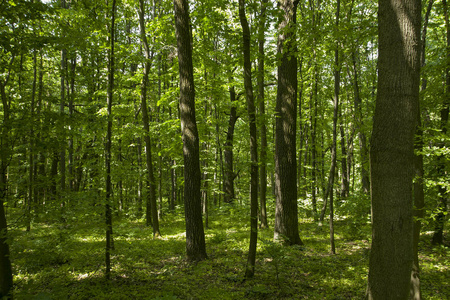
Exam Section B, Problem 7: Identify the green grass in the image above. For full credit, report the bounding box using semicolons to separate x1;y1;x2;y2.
8;204;449;299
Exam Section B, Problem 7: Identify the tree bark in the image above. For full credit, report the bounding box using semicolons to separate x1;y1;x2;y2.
274;0;303;246
173;0;207;262
367;0;421;298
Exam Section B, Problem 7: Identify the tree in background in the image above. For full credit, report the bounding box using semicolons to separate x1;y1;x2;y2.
367;0;421;298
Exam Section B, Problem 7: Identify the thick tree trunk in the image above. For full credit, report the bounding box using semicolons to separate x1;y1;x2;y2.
274;0;303;246
173;0;207;262
138;0;160;237
239;0;259;278
367;0;421;298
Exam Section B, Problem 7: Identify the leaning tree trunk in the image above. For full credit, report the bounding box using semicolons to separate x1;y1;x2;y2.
239;0;259;278
173;0;207;262
274;0;303;246
367;0;421;299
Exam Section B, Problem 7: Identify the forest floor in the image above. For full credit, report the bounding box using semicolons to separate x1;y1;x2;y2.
8;202;449;300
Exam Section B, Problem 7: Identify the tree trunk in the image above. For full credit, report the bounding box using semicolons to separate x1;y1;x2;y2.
105;0;116;280
410;2;433;298
0;77;14;300
351;53;370;194
173;0;207;262
223;85;238;204
239;0;259;278
258;0;268;229
328;0;341;255
138;0;160;237
274;0;303;246
367;0;421;298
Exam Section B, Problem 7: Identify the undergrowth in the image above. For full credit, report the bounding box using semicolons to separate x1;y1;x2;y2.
7;202;449;299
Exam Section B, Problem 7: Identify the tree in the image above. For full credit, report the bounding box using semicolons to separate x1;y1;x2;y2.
367;0;421;298
173;0;207;262
258;0;269;229
105;0;116;280
0;63;14;300
238;0;259;278
138;0;160;237
274;0;303;246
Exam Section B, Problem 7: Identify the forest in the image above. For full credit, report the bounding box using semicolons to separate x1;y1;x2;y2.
0;0;449;299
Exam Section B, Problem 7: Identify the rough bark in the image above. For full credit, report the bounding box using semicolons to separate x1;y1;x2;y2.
274;0;303;246
367;0;421;298
173;0;207;262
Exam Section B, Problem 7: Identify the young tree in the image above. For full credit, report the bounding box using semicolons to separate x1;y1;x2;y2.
0;68;14;300
105;0;116;280
367;0;421;298
138;0;160;237
173;0;207;262
258;0;269;229
238;0;259;278
274;0;303;246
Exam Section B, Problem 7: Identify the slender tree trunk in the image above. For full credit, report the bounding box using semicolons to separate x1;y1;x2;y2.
238;0;259;278
27;50;38;232
327;0;341;255
173;0;207;262
59;0;67;208
0;77;14;300
105;0;116;280
223;85;238;204
138;0;160;236
432;0;449;246
367;0;421;298
258;0;268;229
410;3;433;298
274;0;303;246
351;53;370;194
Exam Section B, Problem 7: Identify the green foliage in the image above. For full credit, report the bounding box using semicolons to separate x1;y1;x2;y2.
8;204;449;299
